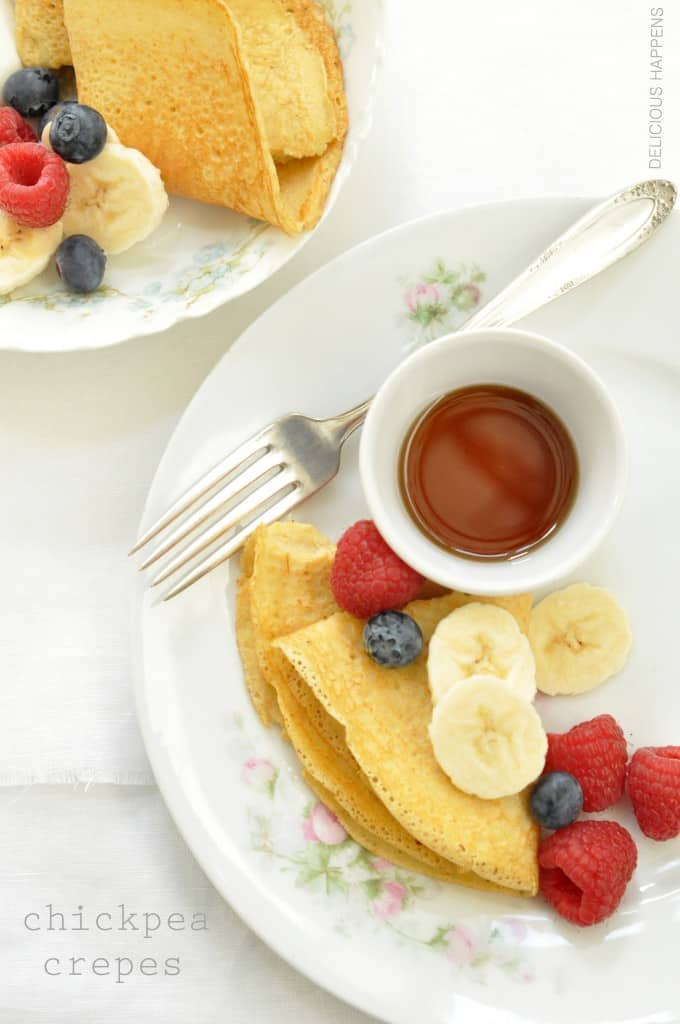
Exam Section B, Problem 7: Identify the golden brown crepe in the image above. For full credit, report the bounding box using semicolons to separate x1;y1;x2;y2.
237;521;539;895
237;522;338;727
302;774;481;883
276;597;539;894
15;0;72;68
62;0;347;233
227;0;338;161
237;523;505;887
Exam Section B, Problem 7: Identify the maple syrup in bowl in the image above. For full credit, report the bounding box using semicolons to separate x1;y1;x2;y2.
400;384;579;561
360;328;626;595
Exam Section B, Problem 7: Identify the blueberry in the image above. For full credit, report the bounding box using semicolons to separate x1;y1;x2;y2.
39;100;77;140
3;67;59;119
56;235;106;294
530;771;583;830
363;611;423;668
49;104;107;164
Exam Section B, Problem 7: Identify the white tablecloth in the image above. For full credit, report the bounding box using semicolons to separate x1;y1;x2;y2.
1;0;677;1017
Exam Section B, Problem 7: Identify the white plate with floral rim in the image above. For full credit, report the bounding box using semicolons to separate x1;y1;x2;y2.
134;198;680;1024
0;0;382;353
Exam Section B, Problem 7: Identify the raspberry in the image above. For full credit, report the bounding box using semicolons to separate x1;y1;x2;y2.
628;746;680;841
331;520;424;619
539;820;637;926
0;107;36;147
545;714;627;812
0;142;69;228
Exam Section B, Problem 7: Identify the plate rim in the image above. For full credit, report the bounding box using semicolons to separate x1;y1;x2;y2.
131;194;678;1024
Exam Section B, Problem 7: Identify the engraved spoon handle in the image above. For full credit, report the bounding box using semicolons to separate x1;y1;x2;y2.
463;179;677;331
325;180;676;444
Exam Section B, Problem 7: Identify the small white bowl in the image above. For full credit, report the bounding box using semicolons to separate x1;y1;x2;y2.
359;327;627;596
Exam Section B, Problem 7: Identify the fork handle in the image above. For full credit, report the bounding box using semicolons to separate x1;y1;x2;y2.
324;178;676;444
324;398;373;445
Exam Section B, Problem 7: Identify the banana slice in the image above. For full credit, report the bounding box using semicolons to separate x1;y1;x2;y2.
528;583;631;695
63;143;168;255
428;603;536;704
429;675;547;799
0;3;20;87
0;212;63;294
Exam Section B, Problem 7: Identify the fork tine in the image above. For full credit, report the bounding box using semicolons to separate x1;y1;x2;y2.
161;486;305;601
129;426;272;555
138;448;286;571
150;468;300;587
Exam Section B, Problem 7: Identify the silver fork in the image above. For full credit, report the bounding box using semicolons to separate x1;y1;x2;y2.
132;179;676;600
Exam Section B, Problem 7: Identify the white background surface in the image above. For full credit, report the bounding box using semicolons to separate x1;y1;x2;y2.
0;1;677;1019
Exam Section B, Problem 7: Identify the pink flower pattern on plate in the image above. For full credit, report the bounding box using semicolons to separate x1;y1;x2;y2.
370;880;407;920
370;857;395;874
302;802;347;845
457;282;481;308
241;757;276;793
402;259;486;342
404;282;441;312
445;925;478;965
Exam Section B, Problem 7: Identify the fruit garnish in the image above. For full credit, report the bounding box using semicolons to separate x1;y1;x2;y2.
0;210;63;295
539;820;637;926
628;745;680;840
528;583;631;695
2;67;59;119
55;234;106;293
62;142;168;255
427;602;535;704
0;142;69;228
330;520;423;619
363;610;423;668
50;103;107;164
530;771;583;830
39;100;78;140
428;675;547;800
545;713;628;812
0;106;36;147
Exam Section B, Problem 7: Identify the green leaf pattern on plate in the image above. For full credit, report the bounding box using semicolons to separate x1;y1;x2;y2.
231;714;533;984
403;259;486;344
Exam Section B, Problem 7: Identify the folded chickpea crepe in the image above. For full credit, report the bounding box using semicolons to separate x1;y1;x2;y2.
14;0;71;68
20;0;347;233
236;522;540;895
